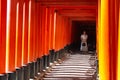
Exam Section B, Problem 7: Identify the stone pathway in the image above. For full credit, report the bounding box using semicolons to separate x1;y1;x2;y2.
43;53;98;80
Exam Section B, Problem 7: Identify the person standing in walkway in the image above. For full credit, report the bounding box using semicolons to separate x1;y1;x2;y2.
80;31;88;51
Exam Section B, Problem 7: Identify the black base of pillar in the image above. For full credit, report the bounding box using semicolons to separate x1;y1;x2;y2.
42;56;45;70
29;62;35;79
56;52;58;61
55;52;59;61
54;52;57;61
43;55;47;69
35;58;41;76
37;58;41;73
23;65;30;80
39;58;42;72
50;50;55;63
0;74;7;80
16;68;23;80
57;51;60;59
47;54;50;67
8;71;16;80
35;60;38;76
41;57;44;70
42;54;51;70
59;50;62;59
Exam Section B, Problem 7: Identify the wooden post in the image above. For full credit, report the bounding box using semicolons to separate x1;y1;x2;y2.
98;0;110;80
0;0;7;74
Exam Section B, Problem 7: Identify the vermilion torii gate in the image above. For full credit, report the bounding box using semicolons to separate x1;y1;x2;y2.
0;0;120;80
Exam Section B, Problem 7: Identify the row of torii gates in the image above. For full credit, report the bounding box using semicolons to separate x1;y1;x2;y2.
0;0;120;80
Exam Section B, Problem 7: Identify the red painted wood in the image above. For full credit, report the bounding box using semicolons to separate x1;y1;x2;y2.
61;17;64;48
53;12;72;51
37;4;40;58
47;8;51;52
44;7;49;54
28;0;35;62
23;0;29;65
38;0;97;7
0;1;2;44
50;8;55;50
59;16;62;49
40;6;43;57
39;5;43;57
32;0;36;61
32;1;35;60
0;0;2;73
58;14;62;50
15;0;24;68
0;0;7;74
68;19;71;44
0;0;102;75
48;8;52;50
41;6;46;56
56;14;59;50
8;0;17;72
62;16;65;48
109;0;119;79
38;0;97;2
0;1;1;60
37;3;41;58
35;2;39;59
55;13;59;51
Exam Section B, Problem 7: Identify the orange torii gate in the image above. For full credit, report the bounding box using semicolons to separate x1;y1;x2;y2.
0;0;120;80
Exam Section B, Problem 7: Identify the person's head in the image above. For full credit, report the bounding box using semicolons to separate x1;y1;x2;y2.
83;31;86;35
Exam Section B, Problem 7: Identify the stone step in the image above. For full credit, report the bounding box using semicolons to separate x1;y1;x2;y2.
45;75;93;78
43;77;93;80
52;65;92;68
48;71;88;73
43;53;97;80
46;72;95;76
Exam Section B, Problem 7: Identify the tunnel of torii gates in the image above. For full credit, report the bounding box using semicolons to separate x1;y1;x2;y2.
0;0;120;80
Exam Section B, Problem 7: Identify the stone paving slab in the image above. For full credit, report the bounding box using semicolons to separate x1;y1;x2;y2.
43;54;97;80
